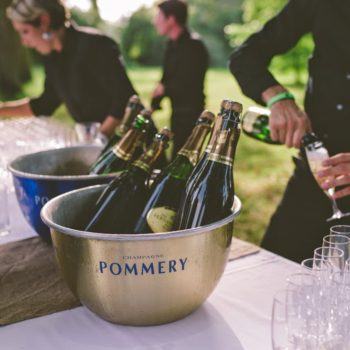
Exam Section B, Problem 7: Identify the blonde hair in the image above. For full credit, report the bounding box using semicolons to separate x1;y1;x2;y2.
7;0;70;29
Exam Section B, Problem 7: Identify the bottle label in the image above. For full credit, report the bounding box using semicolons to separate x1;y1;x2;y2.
133;160;150;173
208;128;239;166
133;140;166;173
207;154;233;166
113;145;133;161
177;124;211;166
177;149;199;166
146;206;177;233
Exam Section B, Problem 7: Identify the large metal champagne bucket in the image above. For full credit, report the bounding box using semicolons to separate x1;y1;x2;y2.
8;146;115;241
41;184;242;326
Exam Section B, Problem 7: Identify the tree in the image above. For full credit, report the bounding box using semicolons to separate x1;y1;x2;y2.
225;0;314;86
120;7;165;66
188;0;242;66
120;0;242;67
0;0;31;99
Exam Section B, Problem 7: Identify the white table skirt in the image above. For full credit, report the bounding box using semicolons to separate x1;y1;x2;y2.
0;205;299;350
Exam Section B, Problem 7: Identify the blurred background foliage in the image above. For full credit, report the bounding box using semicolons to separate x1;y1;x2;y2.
0;0;315;243
0;0;315;99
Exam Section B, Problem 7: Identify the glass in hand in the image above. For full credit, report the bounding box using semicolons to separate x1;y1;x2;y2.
305;146;350;221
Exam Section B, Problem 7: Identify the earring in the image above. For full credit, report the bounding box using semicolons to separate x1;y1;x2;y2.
42;32;52;41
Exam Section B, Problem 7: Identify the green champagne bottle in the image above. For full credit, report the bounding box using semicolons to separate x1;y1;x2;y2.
242;106;280;145
100;95;144;155
175;100;242;230
85;128;172;234
89;110;152;175
132;110;215;234
174;100;229;227
182;109;224;200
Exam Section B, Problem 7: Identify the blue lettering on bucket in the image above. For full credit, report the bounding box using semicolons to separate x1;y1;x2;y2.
99;261;107;273
125;263;138;275
110;263;122;275
98;257;188;277
169;260;177;272
141;263;155;275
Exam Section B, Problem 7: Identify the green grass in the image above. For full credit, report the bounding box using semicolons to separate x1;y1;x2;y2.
24;66;301;244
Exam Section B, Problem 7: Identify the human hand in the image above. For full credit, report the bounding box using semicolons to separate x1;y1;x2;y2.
318;153;350;199
152;83;165;98
262;85;311;148
269;99;311;148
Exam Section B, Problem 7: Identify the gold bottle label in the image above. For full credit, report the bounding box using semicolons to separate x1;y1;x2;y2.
207;128;240;166
113;145;132;161
133;140;166;173
203;115;223;154
177;124;211;166
146;206;176;233
112;129;144;161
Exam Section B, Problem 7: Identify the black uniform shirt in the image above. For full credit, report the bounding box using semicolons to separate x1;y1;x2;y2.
30;23;136;123
152;28;209;114
229;0;350;154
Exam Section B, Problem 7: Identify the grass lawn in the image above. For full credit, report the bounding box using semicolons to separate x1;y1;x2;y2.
24;66;301;244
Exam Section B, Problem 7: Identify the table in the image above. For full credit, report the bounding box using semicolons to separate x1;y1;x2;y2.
0;200;299;350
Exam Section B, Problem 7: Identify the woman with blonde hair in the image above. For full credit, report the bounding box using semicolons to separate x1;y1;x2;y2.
1;0;137;140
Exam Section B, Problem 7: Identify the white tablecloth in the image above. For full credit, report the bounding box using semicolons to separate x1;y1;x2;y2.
0;200;299;350
2;190;36;245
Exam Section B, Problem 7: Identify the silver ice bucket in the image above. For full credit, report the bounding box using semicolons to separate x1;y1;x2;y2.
41;184;242;326
9;146;115;241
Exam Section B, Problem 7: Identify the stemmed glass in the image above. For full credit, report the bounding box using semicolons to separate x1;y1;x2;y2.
305;145;350;221
271;290;295;350
323;234;350;262
313;246;345;271
330;225;350;238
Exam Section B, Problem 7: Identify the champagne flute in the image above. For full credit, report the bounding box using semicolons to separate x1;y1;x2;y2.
305;145;350;221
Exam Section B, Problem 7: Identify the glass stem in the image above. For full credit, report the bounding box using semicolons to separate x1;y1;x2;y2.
330;197;342;216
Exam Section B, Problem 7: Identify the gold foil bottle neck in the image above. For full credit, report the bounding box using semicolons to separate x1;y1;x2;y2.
199;110;215;123
129;95;141;105
221;100;243;114
159;127;174;141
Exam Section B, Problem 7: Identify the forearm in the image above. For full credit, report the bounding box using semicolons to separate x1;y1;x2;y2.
100;115;122;138
261;85;288;104
0;99;33;118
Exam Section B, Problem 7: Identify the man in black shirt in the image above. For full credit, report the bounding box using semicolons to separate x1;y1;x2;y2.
151;0;209;159
2;0;136;140
229;0;350;262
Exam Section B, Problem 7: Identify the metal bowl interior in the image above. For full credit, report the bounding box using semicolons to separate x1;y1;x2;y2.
41;185;241;326
8;146;115;241
8;145;113;181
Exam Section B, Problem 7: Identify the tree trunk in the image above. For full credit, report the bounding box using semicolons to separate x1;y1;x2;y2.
0;1;31;99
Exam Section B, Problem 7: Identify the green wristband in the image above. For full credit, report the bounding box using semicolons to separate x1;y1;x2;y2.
266;91;295;108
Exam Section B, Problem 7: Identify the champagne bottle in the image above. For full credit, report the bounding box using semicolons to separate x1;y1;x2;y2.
132;110;215;234
183;107;224;199
85;128;172;234
100;95;144;155
175;100;242;230
89;110;152;175
175;100;229;226
242;106;280;145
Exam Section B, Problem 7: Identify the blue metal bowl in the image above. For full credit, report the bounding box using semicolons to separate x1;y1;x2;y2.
8;146;115;242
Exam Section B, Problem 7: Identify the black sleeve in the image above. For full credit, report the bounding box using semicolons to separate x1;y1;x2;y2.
29;70;62;116
166;40;208;99
90;38;137;119
229;0;316;105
